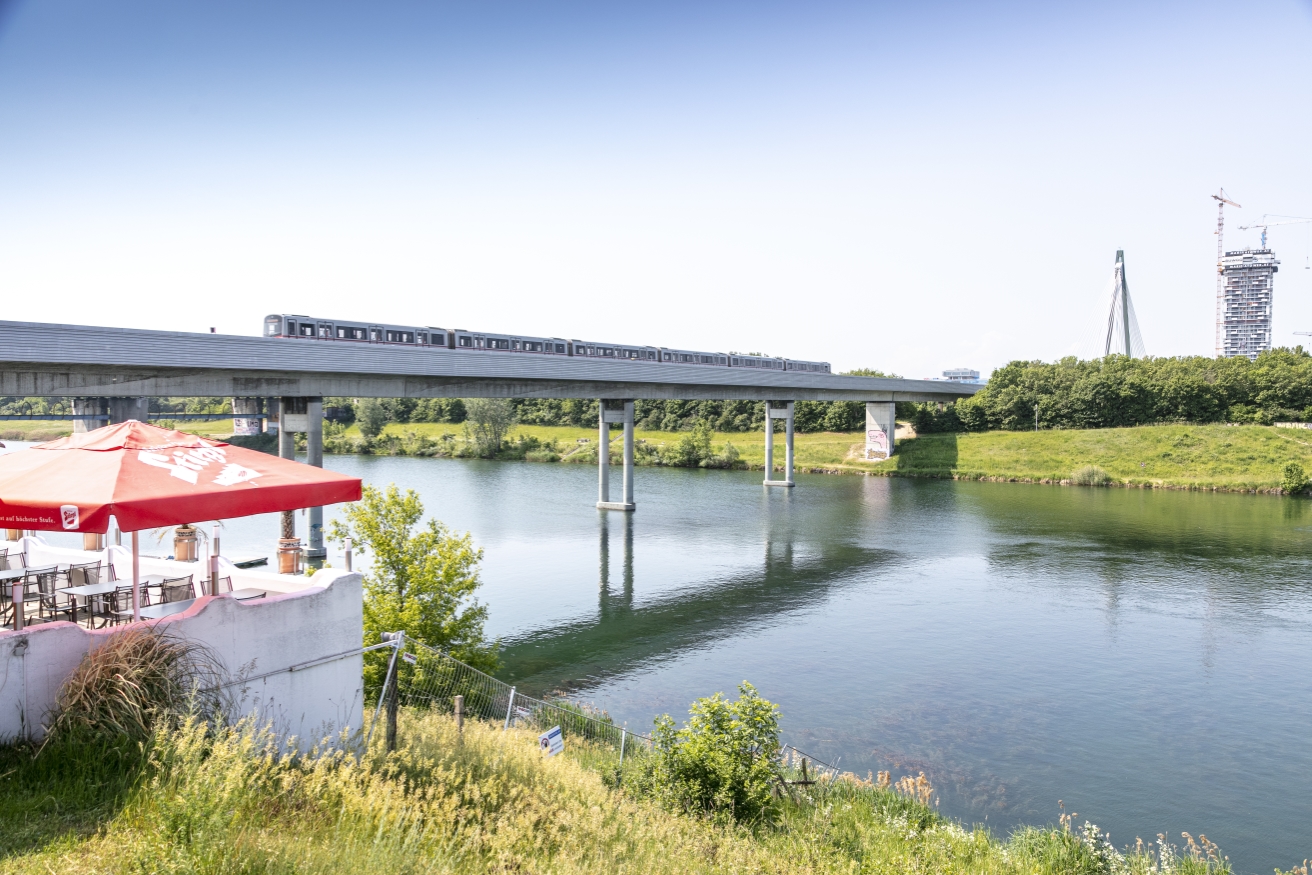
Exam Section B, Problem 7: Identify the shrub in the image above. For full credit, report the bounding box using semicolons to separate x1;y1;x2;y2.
48;627;226;744
631;681;781;823
1071;465;1111;487
356;399;389;440
1282;462;1307;495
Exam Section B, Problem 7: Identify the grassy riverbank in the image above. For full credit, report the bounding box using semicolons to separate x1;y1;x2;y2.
10;419;1310;493
1;712;1236;875
357;421;1312;492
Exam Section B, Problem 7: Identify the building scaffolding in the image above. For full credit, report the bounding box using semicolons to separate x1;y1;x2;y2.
1218;249;1279;360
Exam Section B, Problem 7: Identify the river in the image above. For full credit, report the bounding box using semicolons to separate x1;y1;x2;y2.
17;446;1312;872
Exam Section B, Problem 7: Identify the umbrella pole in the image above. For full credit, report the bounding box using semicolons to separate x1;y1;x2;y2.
132;530;141;622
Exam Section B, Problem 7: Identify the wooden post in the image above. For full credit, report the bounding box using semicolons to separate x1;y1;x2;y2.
385;663;399;752
454;695;464;741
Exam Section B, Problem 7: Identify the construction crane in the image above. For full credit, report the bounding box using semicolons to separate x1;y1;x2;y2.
1237;214;1312;250
1212;189;1242;356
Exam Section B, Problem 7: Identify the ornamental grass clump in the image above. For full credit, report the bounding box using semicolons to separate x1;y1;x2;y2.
47;627;226;744
1072;464;1112;486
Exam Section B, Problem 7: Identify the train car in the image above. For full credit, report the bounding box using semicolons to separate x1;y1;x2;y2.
728;354;785;371
569;339;661;361
262;313;831;371
264;314;450;347
660;347;729;366
451;330;570;355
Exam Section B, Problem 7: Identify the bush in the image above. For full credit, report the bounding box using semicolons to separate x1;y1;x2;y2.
48;627;226;744
356;399;389;440
631;681;781;823
1071;465;1111;487
1282;462;1307;495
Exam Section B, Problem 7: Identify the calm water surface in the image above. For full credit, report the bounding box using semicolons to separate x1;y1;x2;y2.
17;444;1312;872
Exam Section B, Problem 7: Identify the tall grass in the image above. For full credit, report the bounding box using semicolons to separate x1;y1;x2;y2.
1;709;1237;875
46;627;227;745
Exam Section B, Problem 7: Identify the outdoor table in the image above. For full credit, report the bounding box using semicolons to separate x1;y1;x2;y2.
61;581;121;625
139;598;197;620
227;588;267;601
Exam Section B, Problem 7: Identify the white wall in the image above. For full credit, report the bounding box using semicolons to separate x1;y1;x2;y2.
0;548;364;748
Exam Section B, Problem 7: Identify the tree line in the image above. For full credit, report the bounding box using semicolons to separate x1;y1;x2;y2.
339;397;877;436
909;348;1312;434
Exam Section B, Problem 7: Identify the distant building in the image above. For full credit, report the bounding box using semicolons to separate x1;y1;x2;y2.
1219;248;1279;360
942;368;981;383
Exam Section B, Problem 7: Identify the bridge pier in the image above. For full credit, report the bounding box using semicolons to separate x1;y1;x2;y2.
274;396;326;569
232;397;263;435
763;401;795;487
863;401;896;461
597;400;635;511
71;398;105;434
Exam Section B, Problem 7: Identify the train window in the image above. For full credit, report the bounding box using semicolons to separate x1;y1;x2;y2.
511;340;522;350
317;323;332;338
299;323;316;337
458;335;472;347
432;333;445;346
555;343;565;353
491;339;510;349
528;342;542;352
265;317;284;337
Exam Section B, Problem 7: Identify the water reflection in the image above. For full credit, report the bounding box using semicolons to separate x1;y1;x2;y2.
597;512;634;619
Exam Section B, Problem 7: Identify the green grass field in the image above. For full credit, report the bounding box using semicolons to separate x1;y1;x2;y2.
370;421;1312;491
886;424;1312;492
0;712;1236;875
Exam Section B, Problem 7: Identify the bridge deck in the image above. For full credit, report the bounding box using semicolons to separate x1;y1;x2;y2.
0;321;979;402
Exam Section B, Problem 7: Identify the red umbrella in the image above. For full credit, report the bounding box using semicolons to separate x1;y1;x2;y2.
0;421;361;621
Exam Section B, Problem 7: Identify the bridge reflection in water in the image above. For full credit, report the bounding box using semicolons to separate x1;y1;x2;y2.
500;486;897;695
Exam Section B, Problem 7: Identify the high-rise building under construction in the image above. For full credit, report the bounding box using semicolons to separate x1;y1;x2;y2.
1219;248;1279;360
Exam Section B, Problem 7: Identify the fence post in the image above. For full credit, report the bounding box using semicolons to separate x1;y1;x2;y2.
344;537;352;572
365;631;403;754
619;727;626;766
503;686;516;730
454;695;464;740
385;643;402;753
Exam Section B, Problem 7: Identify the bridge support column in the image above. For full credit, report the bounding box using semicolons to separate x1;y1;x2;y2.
232;397;263;435
597;400;635;511
107;397;148;425
863;402;896;461
764;401;795;487
305;398;326;569
72;398;106;434
277;397;304;566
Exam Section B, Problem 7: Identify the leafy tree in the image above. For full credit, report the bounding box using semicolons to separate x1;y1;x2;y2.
463;397;517;457
356;398;389;440
663;419;714;466
1282;462;1307;495
327;484;495;692
631;682;782;823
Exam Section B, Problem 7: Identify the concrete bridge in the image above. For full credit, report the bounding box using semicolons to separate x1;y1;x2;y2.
0;319;978;562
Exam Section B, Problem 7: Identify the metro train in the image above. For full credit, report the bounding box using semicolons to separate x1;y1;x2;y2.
263;314;831;373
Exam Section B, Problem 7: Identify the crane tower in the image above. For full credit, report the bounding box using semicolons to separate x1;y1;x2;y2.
1212;188;1241;356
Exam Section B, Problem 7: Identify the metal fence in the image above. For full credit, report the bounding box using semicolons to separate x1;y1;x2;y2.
368;632;843;782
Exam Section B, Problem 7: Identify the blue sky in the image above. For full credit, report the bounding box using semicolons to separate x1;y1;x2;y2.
1;0;1310;377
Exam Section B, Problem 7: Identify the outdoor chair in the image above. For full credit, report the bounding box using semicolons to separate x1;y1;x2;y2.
67;561;103;587
34;567;73;622
106;587;137;626
19;565;59;622
0;550;25;571
159;576;196;604
218;576;233;594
